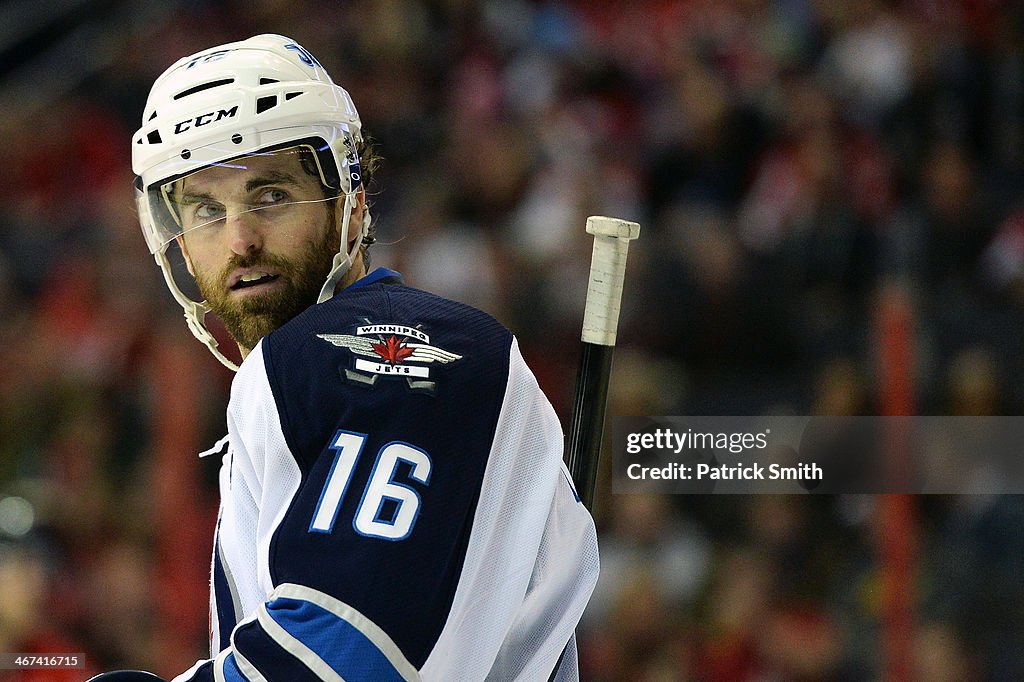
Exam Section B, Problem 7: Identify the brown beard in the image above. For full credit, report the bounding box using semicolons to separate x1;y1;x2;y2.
195;219;340;353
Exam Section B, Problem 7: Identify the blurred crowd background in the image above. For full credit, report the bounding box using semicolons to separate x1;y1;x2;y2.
1;0;1024;679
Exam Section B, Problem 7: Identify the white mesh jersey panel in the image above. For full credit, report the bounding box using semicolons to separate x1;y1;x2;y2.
217;340;304;631
486;465;599;680
420;337;600;681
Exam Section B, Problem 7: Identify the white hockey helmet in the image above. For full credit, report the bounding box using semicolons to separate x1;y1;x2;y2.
132;34;366;370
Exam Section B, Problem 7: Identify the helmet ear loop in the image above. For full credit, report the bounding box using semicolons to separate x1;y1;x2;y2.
153;249;240;372
316;189;366;303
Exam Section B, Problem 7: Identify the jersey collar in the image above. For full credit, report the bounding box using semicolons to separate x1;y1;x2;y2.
343;267;403;292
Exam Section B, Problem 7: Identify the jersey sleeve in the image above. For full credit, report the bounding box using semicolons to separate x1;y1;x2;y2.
172;285;599;682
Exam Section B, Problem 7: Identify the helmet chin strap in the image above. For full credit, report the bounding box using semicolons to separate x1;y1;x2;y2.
155;251;241;372
317;192;367;304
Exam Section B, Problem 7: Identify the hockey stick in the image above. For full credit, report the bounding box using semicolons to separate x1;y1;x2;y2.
565;216;640;510
547;217;640;681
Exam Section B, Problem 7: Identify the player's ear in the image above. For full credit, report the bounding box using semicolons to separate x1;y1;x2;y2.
176;235;195;276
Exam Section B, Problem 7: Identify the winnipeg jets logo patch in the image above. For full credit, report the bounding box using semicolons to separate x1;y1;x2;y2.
317;323;462;393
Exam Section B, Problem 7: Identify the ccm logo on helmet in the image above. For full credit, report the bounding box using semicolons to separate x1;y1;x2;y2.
173;106;239;134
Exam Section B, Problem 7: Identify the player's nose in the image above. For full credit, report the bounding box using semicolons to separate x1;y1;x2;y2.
225;207;264;256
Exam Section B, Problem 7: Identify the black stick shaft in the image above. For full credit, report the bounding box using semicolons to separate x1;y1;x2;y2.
565;342;614;510
548;342;613;681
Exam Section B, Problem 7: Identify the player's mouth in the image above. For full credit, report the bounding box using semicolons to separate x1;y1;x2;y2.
228;270;282;294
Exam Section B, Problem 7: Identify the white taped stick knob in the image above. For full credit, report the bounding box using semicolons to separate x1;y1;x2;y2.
582;216;641;346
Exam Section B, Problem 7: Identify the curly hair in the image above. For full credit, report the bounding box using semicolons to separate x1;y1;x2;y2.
355;134;381;266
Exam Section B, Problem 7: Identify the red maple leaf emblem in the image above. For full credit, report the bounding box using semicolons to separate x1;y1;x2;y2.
371;335;414;365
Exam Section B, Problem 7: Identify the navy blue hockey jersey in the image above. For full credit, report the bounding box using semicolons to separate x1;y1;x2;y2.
174;269;599;682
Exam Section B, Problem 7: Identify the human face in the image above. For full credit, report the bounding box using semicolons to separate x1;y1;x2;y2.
176;148;341;354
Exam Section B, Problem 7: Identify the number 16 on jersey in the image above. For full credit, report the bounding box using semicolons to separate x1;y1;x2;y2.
309;430;432;541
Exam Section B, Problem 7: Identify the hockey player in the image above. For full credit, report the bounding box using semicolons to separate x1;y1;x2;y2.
95;34;598;682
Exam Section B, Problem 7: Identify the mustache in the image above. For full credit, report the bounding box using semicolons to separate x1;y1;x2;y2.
219;251;294;279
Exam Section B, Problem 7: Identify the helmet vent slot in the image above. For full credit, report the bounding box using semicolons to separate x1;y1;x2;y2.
285;91;303;101
260;78;279;85
147;130;162;144
148;111;158;121
256;95;278;114
173;78;235;100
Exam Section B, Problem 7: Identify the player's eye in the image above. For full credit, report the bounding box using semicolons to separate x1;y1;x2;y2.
194;201;225;220
255;188;289;205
